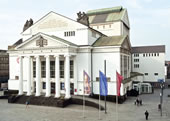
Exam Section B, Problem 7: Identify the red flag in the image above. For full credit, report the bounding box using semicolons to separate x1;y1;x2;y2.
116;71;123;96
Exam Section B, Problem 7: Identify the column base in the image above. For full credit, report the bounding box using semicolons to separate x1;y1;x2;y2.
55;94;60;98
65;95;71;99
18;91;23;95
27;93;31;96
35;94;40;96
45;94;51;97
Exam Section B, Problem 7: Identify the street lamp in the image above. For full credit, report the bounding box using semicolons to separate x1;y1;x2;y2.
160;82;164;117
160;92;162;116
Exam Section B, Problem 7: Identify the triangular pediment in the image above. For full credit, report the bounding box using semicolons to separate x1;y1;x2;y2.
16;33;77;50
121;36;131;51
122;10;130;28
22;11;88;35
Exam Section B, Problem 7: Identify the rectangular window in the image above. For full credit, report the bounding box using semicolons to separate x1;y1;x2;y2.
134;54;139;57
121;55;123;75
124;56;128;78
134;59;139;62
33;61;36;78
128;56;129;70
134;64;139;68
64;31;75;37
145;73;148;76
154;73;158;76
60;60;64;78
43;82;46;89
72;31;75;36
60;82;65;90
154;53;156;56
157;53;159;56
143;54;145;57
41;61;46;78
15;76;19;80
70;60;74;78
50;61;55;78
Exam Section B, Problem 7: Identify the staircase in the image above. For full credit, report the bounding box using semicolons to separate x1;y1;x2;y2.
8;95;71;107
8;95;104;110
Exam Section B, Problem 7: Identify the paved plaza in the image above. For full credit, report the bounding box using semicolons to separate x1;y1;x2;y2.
0;89;170;121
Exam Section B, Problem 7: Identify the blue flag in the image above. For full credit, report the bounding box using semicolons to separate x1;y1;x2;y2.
99;71;108;96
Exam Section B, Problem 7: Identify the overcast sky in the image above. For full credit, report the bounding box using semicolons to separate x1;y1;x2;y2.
0;0;170;59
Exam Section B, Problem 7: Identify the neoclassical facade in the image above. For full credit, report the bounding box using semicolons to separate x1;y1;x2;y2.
8;6;132;98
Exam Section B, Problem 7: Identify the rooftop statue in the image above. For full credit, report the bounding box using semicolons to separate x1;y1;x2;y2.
77;11;89;26
23;18;34;32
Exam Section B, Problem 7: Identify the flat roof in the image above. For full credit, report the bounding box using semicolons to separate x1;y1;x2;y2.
132;45;165;53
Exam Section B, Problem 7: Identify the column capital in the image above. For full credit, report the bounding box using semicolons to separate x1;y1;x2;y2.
35;55;40;58
44;55;51;58
54;55;60;58
25;56;31;58
64;54;71;57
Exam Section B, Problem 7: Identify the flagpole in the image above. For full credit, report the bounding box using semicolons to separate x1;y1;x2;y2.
99;72;101;120
116;94;118;121
104;60;107;114
116;71;119;121
116;77;118;121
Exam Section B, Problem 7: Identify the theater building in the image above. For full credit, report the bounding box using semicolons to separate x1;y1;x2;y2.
8;6;132;99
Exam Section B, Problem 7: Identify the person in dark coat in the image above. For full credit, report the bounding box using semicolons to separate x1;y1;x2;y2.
136;98;139;106
25;100;30;108
145;110;149;120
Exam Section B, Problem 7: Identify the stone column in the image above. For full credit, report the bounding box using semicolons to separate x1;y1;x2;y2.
73;56;77;95
27;56;31;95
55;55;60;98
18;56;23;95
35;55;41;96
45;55;51;97
65;54;71;99
30;57;34;93
122;55;124;77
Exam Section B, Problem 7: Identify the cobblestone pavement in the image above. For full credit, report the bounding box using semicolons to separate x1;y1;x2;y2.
0;89;170;121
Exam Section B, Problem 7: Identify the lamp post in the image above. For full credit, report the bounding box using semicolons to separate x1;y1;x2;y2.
160;92;162;116
160;82;164;117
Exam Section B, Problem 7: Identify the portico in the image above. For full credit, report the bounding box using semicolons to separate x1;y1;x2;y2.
18;53;74;99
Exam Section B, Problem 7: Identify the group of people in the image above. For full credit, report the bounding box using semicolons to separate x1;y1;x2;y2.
134;98;149;120
134;98;142;106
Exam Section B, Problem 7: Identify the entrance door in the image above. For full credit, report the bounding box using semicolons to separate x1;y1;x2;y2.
70;83;74;94
51;82;55;94
34;82;36;93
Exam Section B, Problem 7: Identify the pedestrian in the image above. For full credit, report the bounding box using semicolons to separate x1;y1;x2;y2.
145;110;149;120
134;100;136;105
136;98;139;106
140;99;142;105
25;100;29;108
